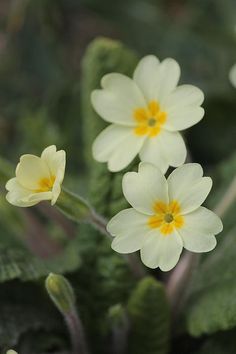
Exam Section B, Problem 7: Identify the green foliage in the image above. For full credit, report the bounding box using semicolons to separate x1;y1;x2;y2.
0;238;81;283
0;281;61;350
81;37;138;216
72;231;136;353
127;277;170;354
208;152;236;234
184;226;236;336
0;303;58;350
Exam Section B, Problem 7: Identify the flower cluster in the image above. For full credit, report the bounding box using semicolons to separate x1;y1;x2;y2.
5;55;223;271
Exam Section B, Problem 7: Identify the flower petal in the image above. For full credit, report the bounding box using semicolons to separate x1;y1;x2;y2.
161;85;204;131
133;55;160;102
159;130;187;167
178;228;217;253
41;145;57;160
139;137;169;173
168;164;212;213
27;191;53;203
16;155;50;190
51;182;62;205
176;177;212;214
6;178;52;207
6;178;37;207
140;229;183;271
91;73;146;125
107;133;146;172
229;63;236;88
92;124;133;162
157;58;181;103
165;107;205;131
122;162;168;215
163;85;204;109
42;146;66;183
168;163;203;200
108;208;149;253
182;206;223;235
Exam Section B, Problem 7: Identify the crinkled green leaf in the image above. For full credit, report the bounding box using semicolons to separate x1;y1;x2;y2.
184;225;236;336
0;238;81;282
127;277;170;354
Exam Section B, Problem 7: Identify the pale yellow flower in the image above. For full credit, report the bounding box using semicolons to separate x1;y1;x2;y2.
91;55;204;173
6;145;66;207
107;163;223;271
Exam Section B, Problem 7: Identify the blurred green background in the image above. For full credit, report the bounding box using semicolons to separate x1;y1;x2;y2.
0;0;236;353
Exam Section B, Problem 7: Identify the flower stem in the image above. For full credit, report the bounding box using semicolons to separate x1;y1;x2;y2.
166;174;236;311
56;188;146;279
65;309;89;354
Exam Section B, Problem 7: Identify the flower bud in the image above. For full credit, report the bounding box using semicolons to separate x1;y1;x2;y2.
45;273;75;314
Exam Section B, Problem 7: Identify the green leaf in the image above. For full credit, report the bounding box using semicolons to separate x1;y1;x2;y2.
208;152;236;235
0;281;60;349
184;152;236;336
184;225;236;336
0;303;58;349
127;276;170;354
0;237;81;282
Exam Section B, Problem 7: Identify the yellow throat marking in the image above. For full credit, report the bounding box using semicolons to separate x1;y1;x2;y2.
148;200;184;235
37;175;56;192
133;101;167;137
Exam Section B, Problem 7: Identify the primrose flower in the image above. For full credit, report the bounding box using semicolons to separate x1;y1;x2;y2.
6;145;66;207
91;55;204;173
107;163;222;271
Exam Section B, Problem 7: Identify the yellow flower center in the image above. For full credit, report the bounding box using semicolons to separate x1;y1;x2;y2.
148;200;184;235
133;101;167;137
37;175;56;192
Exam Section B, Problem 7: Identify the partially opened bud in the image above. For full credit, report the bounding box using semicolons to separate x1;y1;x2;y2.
45;273;75;314
6;145;66;207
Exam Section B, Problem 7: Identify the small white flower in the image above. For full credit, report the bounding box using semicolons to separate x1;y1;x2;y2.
107;163;223;271
91;55;204;173
6;145;66;207
229;63;236;88
6;351;18;354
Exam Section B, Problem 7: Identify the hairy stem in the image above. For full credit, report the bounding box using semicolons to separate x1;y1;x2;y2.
57;188;146;279
166;174;236;311
65;309;89;354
